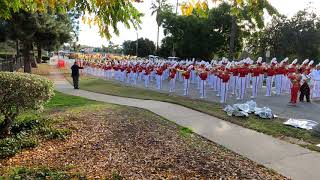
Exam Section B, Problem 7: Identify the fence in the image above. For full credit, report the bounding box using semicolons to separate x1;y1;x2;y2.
0;57;23;72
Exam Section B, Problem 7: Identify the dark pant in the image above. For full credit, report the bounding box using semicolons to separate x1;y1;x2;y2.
299;82;310;102
72;75;79;89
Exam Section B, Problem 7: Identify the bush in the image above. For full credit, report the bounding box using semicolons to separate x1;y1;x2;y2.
0;72;54;137
42;56;50;63
312;124;320;138
0;132;38;158
5;167;87;179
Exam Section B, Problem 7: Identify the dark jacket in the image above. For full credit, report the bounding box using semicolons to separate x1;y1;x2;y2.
71;64;83;77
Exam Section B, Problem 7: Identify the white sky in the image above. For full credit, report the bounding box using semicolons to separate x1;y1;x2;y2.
78;0;320;47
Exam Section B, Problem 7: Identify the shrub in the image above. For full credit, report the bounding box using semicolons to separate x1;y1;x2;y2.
0;72;54;137
312;124;320;138
0;132;38;158
42;56;50;63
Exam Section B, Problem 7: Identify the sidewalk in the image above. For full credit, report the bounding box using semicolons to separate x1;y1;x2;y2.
51;69;320;180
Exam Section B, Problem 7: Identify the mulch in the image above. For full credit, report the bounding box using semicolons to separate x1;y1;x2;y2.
0;106;287;179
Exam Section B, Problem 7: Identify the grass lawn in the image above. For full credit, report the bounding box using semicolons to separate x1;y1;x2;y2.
63;74;320;151
0;91;285;179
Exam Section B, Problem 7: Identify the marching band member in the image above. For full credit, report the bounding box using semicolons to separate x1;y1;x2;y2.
310;64;320;100
300;69;311;102
265;60;277;96
169;63;177;92
144;65;151;88
156;65;164;90
288;69;301;105
218;64;231;103
182;65;192;96
199;67;208;98
237;61;249;100
229;62;239;95
250;62;263;98
275;59;286;95
256;57;264;88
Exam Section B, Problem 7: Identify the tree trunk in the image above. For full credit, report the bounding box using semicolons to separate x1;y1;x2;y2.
16;40;20;58
156;25;160;52
36;43;42;64
30;43;37;68
0;117;13;138
229;15;237;60
22;41;32;73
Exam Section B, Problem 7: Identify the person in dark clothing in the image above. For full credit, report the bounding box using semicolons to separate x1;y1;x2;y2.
71;61;83;89
300;71;311;102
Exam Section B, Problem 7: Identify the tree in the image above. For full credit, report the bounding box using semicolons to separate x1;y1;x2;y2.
1;0;142;39
248;10;320;61
0;72;54;137
34;14;73;63
0;12;73;72
151;0;173;52
182;0;278;59
160;3;242;59
123;38;156;57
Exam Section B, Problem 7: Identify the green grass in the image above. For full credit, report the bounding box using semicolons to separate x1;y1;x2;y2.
180;127;193;138
45;91;100;109
67;76;320;150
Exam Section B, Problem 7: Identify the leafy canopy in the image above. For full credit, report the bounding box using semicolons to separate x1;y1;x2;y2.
0;0;143;39
182;0;278;29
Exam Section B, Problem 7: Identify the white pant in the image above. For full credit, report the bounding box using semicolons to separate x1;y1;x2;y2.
266;76;274;96
184;79;190;95
275;74;284;95
251;76;260;98
169;78;176;92
220;82;229;103
144;75;150;88
312;80;320;98
259;74;264;88
156;75;162;90
200;80;206;98
238;77;246;99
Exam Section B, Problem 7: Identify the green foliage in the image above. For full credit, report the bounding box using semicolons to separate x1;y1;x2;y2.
122;38;156;57
311;124;320;138
248;10;320;60
0;72;54;113
39;127;71;140
0;132;38;158
42;56;50;62
0;0;142;39
5;167;87;180
180;127;193;137
160;3;243;59
111;171;123;180
0;72;54;135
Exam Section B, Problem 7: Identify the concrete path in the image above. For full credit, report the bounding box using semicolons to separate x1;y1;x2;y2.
51;69;320;180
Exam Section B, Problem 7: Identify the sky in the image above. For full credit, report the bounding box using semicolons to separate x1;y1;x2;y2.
78;0;320;47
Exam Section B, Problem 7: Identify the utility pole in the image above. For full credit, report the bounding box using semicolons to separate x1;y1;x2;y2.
136;31;139;57
176;0;179;14
173;0;179;57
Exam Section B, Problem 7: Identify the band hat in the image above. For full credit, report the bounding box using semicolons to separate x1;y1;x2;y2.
308;60;314;66
302;59;309;65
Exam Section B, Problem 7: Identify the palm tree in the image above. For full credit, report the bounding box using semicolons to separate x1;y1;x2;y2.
151;0;172;52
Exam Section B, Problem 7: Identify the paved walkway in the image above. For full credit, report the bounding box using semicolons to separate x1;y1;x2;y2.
51;69;320;180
